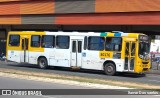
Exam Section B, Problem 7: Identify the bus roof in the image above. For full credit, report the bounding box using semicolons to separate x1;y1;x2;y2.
8;31;145;37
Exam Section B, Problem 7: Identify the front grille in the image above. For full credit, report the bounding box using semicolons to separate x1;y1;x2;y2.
142;62;149;64
142;65;148;67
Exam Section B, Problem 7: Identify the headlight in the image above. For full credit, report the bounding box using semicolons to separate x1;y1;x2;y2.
139;55;143;59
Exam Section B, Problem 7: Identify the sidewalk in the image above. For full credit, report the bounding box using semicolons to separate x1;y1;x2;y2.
148;69;160;75
149;61;160;75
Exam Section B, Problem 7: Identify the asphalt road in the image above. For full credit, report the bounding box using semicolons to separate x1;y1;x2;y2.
0;61;160;86
0;76;90;89
0;76;159;98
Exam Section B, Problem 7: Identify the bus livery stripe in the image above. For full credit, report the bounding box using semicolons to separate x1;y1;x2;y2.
121;33;128;36
100;32;107;37
114;33;121;37
106;33;114;37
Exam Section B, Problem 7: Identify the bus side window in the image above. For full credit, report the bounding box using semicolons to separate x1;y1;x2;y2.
31;35;41;47
88;36;104;51
9;35;20;46
113;38;122;51
84;36;87;50
56;36;70;49
105;37;122;51
78;41;82;53
105;38;113;51
41;35;55;48
72;41;76;53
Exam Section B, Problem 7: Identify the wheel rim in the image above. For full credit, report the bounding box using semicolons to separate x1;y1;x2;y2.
107;65;113;73
40;59;46;67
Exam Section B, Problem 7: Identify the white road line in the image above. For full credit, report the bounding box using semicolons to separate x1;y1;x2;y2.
148;80;160;83
36;95;58;98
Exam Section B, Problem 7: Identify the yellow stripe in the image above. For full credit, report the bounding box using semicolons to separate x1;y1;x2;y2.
107;33;114;37
128;33;138;37
9;31;45;35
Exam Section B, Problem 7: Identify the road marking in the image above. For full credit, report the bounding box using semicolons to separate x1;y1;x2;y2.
149;80;160;83
36;95;58;98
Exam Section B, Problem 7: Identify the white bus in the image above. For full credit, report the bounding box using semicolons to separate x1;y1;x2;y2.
6;31;151;75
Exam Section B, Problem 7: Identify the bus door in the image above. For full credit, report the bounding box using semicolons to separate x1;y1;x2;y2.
71;39;83;67
21;38;29;62
124;41;136;71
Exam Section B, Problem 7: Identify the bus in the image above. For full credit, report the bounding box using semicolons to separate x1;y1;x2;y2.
6;31;151;75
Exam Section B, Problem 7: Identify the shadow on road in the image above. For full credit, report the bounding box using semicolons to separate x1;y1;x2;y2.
5;62;145;78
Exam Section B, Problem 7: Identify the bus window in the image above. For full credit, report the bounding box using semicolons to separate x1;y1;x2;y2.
78;41;82;53
56;36;70;49
72;41;76;53
42;35;55;48
88;37;105;50
84;36;87;50
125;42;129;56
105;38;113;51
105;37;122;51
131;43;135;56
9;35;20;46
31;35;41;47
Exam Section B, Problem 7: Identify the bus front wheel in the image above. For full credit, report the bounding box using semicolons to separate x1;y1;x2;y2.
104;63;116;76
38;57;48;69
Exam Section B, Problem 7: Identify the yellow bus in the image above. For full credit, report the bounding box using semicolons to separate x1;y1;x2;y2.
6;31;151;75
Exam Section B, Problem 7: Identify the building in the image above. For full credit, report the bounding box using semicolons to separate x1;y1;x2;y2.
151;40;160;53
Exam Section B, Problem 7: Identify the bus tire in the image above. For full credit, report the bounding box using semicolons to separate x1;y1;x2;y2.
104;63;116;76
38;57;48;69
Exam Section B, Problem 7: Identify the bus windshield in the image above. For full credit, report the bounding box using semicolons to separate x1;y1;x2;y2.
139;42;150;59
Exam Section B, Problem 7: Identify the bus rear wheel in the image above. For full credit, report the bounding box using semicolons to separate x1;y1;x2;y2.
38;57;48;69
104;63;116;76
